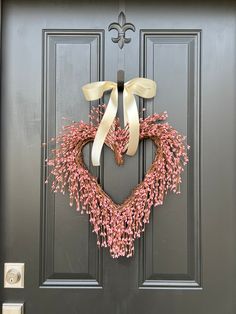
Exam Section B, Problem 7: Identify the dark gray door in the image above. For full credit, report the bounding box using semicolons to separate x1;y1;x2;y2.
1;0;236;313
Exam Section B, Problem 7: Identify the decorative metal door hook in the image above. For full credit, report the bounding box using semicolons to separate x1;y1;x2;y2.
108;11;135;49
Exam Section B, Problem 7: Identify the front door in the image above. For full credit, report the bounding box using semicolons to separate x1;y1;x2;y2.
1;0;236;313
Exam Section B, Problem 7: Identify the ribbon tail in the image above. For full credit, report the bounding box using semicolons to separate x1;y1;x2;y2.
91;88;118;166
123;89;140;156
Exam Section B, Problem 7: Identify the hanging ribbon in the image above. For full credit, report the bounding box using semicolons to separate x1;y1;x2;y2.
82;78;156;166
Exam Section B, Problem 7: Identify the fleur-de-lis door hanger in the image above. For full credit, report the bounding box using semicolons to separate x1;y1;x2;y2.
108;11;136;49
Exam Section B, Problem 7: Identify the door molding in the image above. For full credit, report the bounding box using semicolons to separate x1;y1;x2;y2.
40;29;104;288
139;30;202;289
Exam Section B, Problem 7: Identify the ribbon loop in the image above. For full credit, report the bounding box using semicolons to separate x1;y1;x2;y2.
82;78;156;166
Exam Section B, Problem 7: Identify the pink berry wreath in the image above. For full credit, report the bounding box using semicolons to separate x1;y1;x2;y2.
46;105;189;258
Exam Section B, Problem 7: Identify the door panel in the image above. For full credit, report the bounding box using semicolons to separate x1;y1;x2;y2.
139;31;200;288
1;1;236;313
41;30;103;287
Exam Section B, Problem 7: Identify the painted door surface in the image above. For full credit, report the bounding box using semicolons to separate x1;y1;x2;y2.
1;0;236;313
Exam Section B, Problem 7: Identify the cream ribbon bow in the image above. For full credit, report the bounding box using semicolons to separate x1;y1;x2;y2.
82;78;156;166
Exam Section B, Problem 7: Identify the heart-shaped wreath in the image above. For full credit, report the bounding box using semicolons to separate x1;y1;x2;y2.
46;105;189;258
